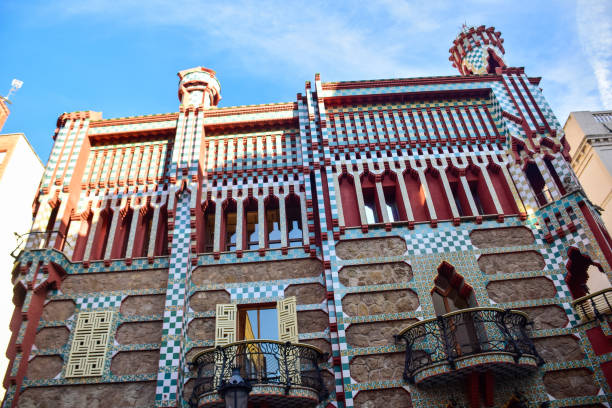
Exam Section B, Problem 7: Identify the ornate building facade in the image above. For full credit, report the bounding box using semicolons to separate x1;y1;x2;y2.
3;25;612;408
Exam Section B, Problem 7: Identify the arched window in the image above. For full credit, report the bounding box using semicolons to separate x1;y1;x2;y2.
361;174;380;224
202;201;216;253
285;194;303;247
92;208;113;260
431;262;479;355
486;49;503;74
381;172;405;222
404;170;428;222
265;196;281;249
487;163;518;215
466;165;496;215
425;167;452;220
44;204;60;248
525;162;551;205
338;174;360;227
223;200;237;252
565;247;611;298
72;213;92;262
431;262;477;315
243;198;259;250
112;207;133;259
136;207;153;258
447;169;470;217
155;204;169;256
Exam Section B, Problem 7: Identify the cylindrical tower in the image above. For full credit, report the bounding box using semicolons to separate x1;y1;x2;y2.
449;25;506;75
177;66;221;108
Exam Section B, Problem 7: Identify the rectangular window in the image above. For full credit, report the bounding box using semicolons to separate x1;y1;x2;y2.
239;306;278;341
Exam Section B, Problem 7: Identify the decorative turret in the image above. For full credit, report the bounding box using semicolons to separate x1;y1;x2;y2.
449;25;506;75
177;66;221;108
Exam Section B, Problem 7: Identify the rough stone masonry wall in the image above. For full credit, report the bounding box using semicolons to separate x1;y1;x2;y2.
471;226;601;401
334;237;416;405
191;258;323;285
17;266;171;407
61;269;168;293
335;237;407;260
18;382;156;408
353;387;413;408
342;289;419;317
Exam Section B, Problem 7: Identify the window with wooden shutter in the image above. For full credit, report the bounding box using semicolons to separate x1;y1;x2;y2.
277;296;300;384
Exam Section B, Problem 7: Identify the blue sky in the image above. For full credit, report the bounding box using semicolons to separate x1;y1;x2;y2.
0;0;610;162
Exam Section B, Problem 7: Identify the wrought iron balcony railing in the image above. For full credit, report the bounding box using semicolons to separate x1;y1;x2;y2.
396;307;543;386
189;340;328;407
571;288;612;322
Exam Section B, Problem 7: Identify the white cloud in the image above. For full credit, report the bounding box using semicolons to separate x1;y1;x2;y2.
40;0;459;80
577;0;612;107
539;62;602;124
28;0;606;121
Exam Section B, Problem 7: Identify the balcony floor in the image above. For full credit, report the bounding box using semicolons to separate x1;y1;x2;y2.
413;351;539;387
195;384;320;408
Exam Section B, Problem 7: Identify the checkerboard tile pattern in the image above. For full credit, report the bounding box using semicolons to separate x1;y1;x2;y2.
509;163;538;210
155;190;191;406
405;229;472;255
76;295;123;311
229;285;285;301
561;302;579;326
550;273;572;299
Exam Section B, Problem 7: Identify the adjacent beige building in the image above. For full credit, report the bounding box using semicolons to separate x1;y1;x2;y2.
0;133;43;386
564;110;612;231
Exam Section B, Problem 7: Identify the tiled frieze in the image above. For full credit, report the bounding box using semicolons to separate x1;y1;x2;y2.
88;119;177;136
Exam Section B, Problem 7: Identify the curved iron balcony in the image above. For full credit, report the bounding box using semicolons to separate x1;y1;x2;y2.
189;340;328;408
396;307;543;386
571;288;612;322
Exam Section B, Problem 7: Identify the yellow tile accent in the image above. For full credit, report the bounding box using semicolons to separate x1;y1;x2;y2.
65;311;114;378
215;304;237;346
277;296;298;343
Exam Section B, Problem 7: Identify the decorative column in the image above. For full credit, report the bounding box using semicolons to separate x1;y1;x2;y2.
155;66;221;407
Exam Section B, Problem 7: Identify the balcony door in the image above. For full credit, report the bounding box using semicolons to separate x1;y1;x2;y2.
238;305;278;341
214;297;300;385
431;263;480;356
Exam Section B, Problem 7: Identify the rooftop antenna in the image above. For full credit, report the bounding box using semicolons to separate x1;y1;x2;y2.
1;79;24;105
